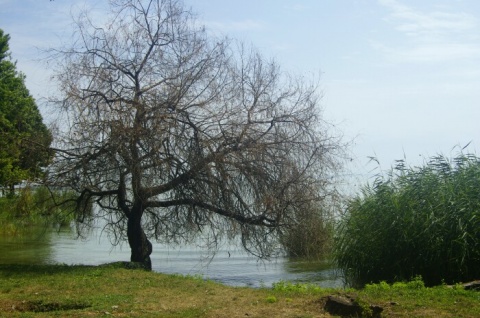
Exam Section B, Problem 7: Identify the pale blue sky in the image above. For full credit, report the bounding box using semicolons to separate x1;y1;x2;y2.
1;0;479;187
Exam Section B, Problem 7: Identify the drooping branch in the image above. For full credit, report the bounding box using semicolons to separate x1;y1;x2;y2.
145;198;277;227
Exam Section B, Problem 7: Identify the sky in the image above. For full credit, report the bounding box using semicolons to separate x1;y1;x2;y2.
1;0;479;190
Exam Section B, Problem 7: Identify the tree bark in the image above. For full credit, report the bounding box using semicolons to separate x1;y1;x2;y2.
127;209;153;270
8;184;15;197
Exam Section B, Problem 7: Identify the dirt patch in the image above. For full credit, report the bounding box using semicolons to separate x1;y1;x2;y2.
7;300;90;312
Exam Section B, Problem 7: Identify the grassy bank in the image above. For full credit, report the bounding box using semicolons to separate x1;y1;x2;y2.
0;264;479;317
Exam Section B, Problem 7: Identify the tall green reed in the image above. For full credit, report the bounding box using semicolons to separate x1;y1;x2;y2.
335;153;480;287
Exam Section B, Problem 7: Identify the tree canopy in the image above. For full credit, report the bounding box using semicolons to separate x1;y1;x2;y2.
0;29;52;194
47;0;344;268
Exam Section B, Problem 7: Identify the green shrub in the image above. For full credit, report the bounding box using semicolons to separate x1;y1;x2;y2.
335;153;480;287
0;185;76;233
281;206;334;259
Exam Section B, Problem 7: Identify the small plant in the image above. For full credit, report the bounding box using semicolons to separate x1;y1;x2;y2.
265;295;277;303
355;297;373;317
364;281;391;292
365;276;426;291
406;276;425;289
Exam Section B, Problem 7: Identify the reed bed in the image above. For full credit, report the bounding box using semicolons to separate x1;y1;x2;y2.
336;153;480;287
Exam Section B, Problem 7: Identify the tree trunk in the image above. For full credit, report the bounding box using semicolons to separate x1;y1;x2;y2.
127;210;153;270
8;184;15;197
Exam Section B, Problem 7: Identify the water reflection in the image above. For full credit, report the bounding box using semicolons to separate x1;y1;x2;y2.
0;228;54;264
283;259;342;287
0;224;343;288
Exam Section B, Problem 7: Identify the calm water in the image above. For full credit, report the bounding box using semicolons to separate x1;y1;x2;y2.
0;223;343;288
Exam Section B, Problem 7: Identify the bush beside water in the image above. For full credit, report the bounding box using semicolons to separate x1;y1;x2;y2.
281;206;334;260
0;186;75;234
336;153;480;287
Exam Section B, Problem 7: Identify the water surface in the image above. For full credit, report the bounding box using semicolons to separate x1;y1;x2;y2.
0;224;343;288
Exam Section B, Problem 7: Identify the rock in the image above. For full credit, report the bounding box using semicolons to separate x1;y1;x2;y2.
446;280;480;291
323;294;383;318
463;280;480;291
324;295;360;317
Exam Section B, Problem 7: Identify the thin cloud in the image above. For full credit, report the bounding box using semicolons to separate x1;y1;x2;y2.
204;19;265;33
371;40;480;63
283;4;309;12
375;0;480;63
379;0;476;38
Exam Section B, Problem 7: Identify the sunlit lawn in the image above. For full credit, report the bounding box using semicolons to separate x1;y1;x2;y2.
0;264;479;317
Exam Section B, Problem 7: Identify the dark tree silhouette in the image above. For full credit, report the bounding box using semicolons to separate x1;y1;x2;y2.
47;0;343;269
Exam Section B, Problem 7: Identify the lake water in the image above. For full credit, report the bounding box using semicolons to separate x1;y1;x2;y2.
0;223;344;288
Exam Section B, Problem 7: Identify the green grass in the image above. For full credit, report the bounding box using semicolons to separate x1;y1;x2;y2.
361;278;480;317
1;264;479;317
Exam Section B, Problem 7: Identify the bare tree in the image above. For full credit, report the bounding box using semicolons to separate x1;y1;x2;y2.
47;0;343;269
